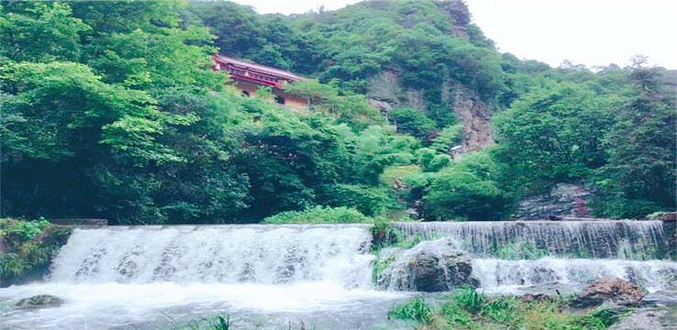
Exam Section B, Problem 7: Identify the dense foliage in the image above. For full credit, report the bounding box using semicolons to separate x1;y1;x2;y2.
1;1;674;223
0;219;71;286
262;206;371;224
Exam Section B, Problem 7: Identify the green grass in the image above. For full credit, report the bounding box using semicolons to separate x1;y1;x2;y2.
388;289;625;330
453;287;487;314
388;297;433;324
380;165;422;186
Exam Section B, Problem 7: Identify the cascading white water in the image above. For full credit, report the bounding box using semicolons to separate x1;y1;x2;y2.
2;221;675;330
393;220;667;259
473;257;677;293
50;224;374;288
0;224;408;330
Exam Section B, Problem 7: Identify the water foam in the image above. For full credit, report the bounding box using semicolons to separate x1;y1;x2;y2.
49;224;374;288
473;257;677;293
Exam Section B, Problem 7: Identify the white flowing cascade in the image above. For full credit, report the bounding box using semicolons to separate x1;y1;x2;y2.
4;222;676;329
393;220;667;259
472;257;677;292
48;222;677;292
49;224;375;288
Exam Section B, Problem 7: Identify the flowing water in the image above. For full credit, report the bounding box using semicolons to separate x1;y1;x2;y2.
394;220;668;259
1;221;675;329
0;225;408;330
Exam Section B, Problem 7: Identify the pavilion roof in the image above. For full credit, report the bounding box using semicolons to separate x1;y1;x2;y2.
213;54;306;82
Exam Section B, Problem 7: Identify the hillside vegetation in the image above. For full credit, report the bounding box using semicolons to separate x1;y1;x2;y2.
1;1;674;224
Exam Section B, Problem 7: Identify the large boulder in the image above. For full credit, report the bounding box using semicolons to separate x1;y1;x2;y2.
15;295;64;309
376;238;479;292
572;278;647;308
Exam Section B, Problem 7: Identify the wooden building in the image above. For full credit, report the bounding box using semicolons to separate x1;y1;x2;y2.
212;54;309;112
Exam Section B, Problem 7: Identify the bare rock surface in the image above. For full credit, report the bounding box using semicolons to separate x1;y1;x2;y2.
572;278;647;308
376;238;479;292
513;183;593;220
15;295;64;309
610;306;677;330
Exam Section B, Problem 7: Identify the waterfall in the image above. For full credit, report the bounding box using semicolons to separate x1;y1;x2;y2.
49;224;374;288
2;222;676;330
393;220;667;259
473;257;677;292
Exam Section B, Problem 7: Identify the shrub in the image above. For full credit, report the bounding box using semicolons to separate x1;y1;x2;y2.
370;220;401;251
421;151;514;220
424;171;511;220
262;206;371;224
319;184;401;216
430;124;464;153
390;108;437;139
427;154;452;172
0;219;72;286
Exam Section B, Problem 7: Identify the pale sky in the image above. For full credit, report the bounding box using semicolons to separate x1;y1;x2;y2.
231;0;677;70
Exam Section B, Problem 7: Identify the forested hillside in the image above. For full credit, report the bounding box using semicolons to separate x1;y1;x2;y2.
1;0;675;224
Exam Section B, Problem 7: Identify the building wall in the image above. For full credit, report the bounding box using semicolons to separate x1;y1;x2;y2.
232;80;309;113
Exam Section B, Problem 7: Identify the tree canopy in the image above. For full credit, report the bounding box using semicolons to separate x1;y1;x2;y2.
1;1;674;223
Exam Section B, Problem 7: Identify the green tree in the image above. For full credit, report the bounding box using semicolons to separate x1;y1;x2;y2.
0;2;89;62
593;67;676;218
493;82;614;191
390;108;437;140
422;152;513;220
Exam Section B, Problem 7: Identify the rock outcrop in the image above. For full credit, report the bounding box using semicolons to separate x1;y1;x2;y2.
450;84;493;153
513;183;593;220
571;278;647;308
16;295;64;309
367;72;494;156
376;238;479;292
642;291;677;307
609;307;677;330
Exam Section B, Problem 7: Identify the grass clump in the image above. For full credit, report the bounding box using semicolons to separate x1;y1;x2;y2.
262;206;371;224
372;253;396;283
388;288;624;330
388;297;433;324
453;286;487;314
170;314;232;330
380;165;422;186
0;218;72;286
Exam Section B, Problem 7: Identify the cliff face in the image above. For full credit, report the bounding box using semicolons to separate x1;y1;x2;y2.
449;84;494;153
363;0;495;154
367;71;494;154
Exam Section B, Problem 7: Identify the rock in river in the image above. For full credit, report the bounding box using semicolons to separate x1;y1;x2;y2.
16;295;64;309
376;237;479;292
571;278;647;308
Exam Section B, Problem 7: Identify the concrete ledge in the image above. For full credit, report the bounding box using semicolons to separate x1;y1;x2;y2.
50;219;108;227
